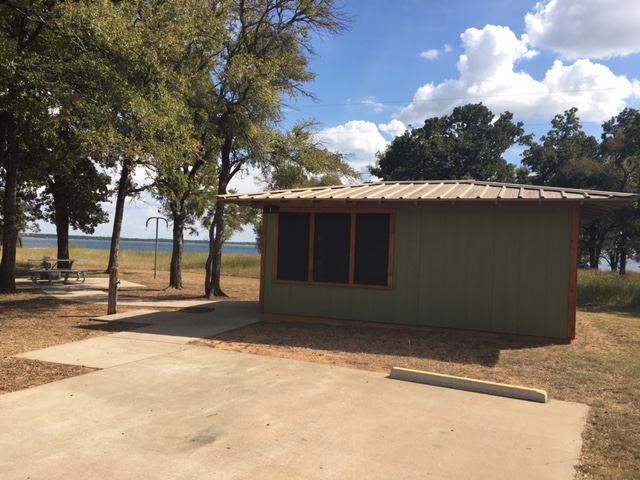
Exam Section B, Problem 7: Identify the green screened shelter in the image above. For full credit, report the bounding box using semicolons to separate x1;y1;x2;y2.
220;180;638;340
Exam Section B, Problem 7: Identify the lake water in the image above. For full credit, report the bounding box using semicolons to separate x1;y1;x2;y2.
20;236;640;271
21;236;260;256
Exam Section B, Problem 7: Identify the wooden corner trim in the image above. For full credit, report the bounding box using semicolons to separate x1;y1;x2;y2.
567;205;580;340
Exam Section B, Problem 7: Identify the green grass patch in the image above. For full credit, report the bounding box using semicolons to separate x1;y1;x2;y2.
578;269;640;307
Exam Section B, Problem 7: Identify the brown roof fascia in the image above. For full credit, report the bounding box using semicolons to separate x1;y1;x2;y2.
260;199;585;209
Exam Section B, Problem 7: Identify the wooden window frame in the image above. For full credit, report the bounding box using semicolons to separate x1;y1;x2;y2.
273;208;395;290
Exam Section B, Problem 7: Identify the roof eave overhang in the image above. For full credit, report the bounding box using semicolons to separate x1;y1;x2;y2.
220;196;638;217
217;181;639;223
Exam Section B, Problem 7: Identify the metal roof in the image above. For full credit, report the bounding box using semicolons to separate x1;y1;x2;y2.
219;180;639;222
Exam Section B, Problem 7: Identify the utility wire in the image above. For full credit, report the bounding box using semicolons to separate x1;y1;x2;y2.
295;86;637;110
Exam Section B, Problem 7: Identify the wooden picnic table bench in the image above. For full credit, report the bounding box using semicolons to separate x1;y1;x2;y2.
28;258;87;284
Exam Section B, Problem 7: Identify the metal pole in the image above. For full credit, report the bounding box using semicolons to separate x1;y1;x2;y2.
146;217;169;280
154;219;159;279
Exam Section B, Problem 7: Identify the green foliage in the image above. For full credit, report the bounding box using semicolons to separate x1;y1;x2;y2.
0;0;350;294
0;0;70;291
218;201;258;243
203;0;350;296
601;107;640;192
578;269;640;307
596;109;640;273
523;107;640;273
370;103;530;182
259;121;359;190
57;1;201;160
521;108;605;189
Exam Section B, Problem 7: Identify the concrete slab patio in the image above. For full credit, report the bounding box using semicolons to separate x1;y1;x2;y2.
6;281;589;479
1;346;588;480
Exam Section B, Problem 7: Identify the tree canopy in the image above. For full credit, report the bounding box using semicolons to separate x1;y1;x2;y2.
259;121;358;190
201;0;350;297
370;103;531;183
521;108;605;190
522;107;640;273
0;0;352;294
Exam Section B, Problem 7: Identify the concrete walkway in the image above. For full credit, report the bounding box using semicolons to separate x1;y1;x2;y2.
17;301;259;368
4;282;589;479
18;277;219;308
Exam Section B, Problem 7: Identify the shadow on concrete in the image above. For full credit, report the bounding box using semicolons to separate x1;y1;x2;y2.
208;320;560;368
72;301;260;341
76;321;151;334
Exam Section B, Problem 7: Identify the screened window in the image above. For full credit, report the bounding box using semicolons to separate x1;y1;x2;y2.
313;213;351;283
276;212;310;281
354;213;391;286
275;210;393;287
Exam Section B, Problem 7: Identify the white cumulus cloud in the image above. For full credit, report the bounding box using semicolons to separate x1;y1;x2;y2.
420;49;440;60
318;120;392;165
542;59;637;120
398;24;639;125
525;0;640;60
420;44;453;60
378;119;406;138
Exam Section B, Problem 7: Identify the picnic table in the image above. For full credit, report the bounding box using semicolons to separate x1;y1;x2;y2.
28;257;87;284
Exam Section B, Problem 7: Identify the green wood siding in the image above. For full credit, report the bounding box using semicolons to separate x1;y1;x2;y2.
263;206;573;339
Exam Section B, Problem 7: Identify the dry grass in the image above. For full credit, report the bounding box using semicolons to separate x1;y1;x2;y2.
15;247;261;281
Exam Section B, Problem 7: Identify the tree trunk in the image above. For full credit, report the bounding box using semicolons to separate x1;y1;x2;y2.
609;246;619;273
51;176;71;269
619;234;628;276
586;220;613;270
586;223;599;269
0;115;20;294
205;135;232;298
594;245;603;270
169;210;185;289
106;161;132;273
205;199;227;298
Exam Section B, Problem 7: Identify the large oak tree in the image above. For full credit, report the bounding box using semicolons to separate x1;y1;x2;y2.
202;0;350;298
0;0;73;292
370;103;531;182
521;108;610;268
600;108;640;273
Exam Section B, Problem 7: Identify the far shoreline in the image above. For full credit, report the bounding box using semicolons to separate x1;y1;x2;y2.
21;233;256;246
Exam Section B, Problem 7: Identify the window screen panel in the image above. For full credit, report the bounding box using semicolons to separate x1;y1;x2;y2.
277;212;310;281
313;213;351;284
354;213;391;286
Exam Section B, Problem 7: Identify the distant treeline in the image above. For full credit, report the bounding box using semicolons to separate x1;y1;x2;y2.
21;233;254;246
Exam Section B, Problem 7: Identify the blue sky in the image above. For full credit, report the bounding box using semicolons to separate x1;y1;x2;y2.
40;0;640;241
298;0;640;177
